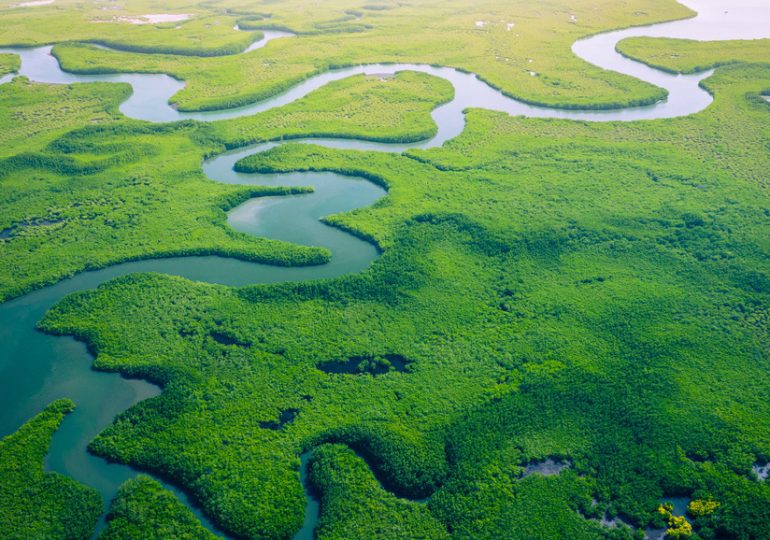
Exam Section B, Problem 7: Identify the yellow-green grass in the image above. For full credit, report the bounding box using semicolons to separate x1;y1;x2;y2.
617;36;770;74
212;70;454;148
0;77;128;159
0;52;19;76
41;0;695;111
0;0;259;56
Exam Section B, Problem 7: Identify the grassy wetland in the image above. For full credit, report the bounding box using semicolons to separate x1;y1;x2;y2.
1;1;769;540
617;36;770;74
0;53;19;76
42;0;692;112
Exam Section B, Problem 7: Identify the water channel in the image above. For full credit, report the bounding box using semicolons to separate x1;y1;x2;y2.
1;1;769;537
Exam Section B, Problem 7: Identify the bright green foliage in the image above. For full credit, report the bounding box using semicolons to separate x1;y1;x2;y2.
0;53;19;76
680;462;770;540
0;117;321;302
0;399;102;540
213;71;454;147
0;70;450;302
100;475;218;540
433;468;606;539
617;37;770;74
2;2;770;539
46;0;692;112
307;444;448;539
39;63;770;539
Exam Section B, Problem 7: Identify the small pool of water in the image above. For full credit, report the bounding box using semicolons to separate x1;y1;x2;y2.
753;461;770;481
521;457;571;478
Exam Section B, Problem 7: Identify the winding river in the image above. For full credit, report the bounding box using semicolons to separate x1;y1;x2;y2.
1;1;769;538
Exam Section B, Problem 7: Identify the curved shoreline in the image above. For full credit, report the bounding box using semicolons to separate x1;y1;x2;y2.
0;49;714;124
2;2;770;539
0;23;284;58
2;2;768;121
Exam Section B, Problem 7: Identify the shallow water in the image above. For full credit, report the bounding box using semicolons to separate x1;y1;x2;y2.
243;30;295;53
116;14;191;25
752;461;769;481
521;458;571;477
294;452;320;540
15;0;54;6
1;1;769;538
644;496;691;539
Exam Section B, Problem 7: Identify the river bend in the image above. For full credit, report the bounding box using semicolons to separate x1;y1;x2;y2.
1;1;769;538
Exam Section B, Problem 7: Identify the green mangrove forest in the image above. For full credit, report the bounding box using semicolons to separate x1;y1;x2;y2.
0;0;768;539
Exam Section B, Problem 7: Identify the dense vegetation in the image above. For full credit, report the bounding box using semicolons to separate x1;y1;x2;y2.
0;400;102;539
40;0;692;112
1;1;770;539
100;475;219;540
307;444;448;539
0;77;129;158
212;71;453;147
37;60;770;539
0;53;19;76
0;70;450;302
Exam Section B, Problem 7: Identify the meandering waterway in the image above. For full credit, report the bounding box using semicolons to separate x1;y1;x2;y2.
1;1;769;538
